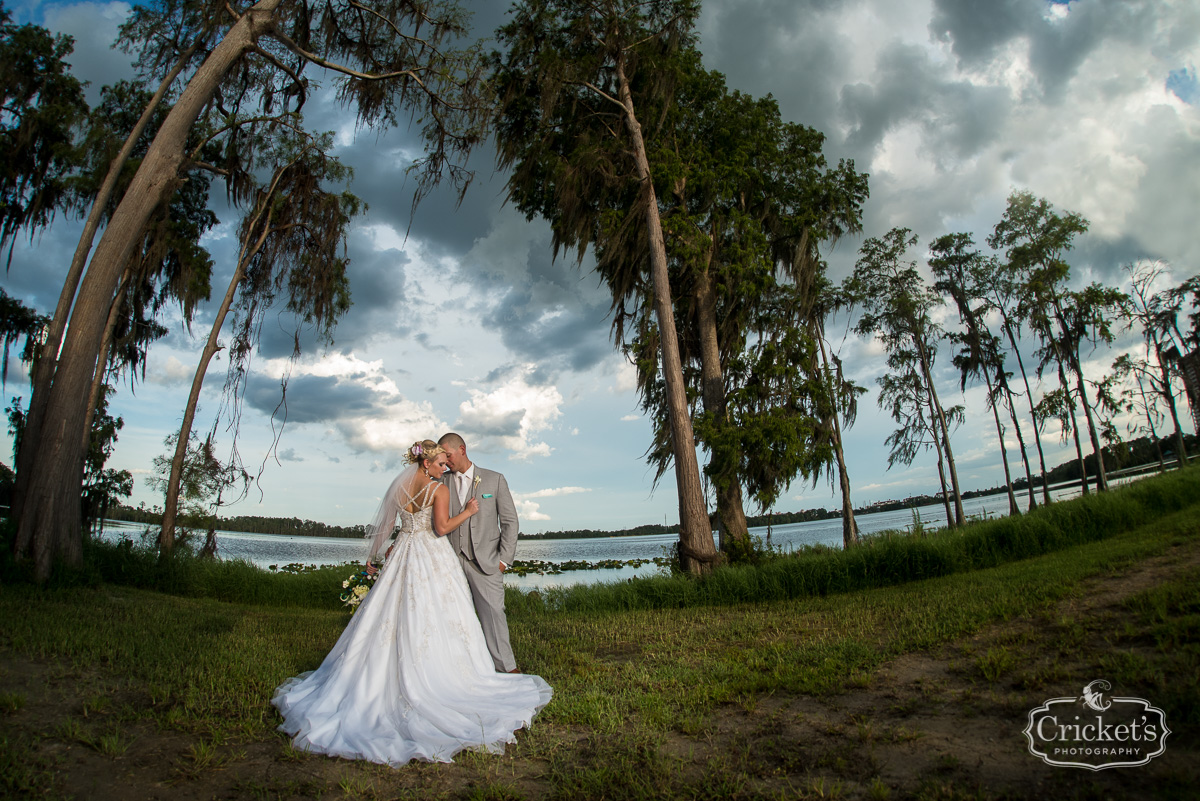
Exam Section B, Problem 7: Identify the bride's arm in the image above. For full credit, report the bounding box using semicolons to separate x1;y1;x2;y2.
432;484;478;536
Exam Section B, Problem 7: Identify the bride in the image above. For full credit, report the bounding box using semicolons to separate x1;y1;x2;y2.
272;439;553;765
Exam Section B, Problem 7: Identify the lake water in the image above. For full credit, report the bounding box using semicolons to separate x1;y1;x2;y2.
97;482;1090;591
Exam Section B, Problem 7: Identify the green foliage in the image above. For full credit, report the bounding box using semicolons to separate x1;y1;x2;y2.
79;535;348;609
149;431;244;534
846;228;961;493
0;2;89;255
0;289;48;386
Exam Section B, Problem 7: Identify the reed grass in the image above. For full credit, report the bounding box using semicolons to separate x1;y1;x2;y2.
518;466;1200;615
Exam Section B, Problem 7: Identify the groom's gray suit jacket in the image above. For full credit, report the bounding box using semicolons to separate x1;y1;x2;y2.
444;466;519;671
444;467;519;575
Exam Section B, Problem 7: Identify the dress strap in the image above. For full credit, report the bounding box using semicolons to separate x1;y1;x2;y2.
420;480;439;510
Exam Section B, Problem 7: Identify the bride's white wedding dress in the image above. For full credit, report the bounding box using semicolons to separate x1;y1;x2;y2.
271;483;552;766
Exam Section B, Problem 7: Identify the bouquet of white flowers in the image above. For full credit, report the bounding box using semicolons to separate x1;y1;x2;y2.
339;564;379;612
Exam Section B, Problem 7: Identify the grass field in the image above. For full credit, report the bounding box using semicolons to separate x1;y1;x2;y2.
1;471;1197;799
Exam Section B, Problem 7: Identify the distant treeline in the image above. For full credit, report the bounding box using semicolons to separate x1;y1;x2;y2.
106;505;369;539
96;433;1195;542
522;523;676;540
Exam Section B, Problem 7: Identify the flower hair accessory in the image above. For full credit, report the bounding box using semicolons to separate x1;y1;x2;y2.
410;444;422;457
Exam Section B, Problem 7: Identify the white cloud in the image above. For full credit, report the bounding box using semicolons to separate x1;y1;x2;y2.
611;359;638;394
516;486;590;500
515;500;550;521
512;486;590;523
455;364;563;460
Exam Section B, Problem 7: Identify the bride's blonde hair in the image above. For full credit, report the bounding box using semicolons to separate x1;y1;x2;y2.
402;439;444;466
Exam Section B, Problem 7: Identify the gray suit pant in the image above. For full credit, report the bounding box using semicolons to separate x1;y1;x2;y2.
458;553;516;672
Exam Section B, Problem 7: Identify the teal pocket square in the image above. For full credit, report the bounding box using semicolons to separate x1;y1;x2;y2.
482;493;493;498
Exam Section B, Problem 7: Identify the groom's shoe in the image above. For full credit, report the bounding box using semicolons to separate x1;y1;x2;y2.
506;668;520;674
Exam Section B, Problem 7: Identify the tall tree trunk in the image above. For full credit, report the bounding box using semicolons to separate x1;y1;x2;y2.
13;42;201;528
1058;362;1089;495
12;1;279;581
818;336;857;547
694;267;750;557
917;338;965;526
1003;318;1052;504
161;153;285;553
998;368;1036;510
1153;336;1189;470
985;371;1020;516
927;399;954;529
615;55;717;574
160;262;245;553
1071;359;1109;491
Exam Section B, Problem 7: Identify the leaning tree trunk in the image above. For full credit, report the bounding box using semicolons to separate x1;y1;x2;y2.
1153;337;1189;470
927;400;955;530
1071;362;1109;492
985;371;1020;516
12;42;202;529
615;55;717;574
998;369;1037;510
694;267;750;558
918;339;965;526
161;152;286;554
12;1;280;581
817;336;857;546
80;268;133;466
160;260;246;553
1003;319;1052;504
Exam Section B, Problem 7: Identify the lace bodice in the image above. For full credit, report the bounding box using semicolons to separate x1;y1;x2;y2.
398;504;434;537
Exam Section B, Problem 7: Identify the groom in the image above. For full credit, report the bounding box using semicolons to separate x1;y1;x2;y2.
438;432;520;673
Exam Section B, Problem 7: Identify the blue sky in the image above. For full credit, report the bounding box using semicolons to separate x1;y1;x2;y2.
3;0;1199;533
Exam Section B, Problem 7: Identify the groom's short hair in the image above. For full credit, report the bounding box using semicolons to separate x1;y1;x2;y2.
439;432;466;451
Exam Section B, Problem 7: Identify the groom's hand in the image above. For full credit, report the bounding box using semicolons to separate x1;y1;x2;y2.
499;561;507;573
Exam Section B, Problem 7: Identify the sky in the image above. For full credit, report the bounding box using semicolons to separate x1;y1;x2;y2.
2;0;1199;534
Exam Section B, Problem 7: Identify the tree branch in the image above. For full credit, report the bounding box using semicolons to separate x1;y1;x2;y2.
248;44;308;108
270;27;432;85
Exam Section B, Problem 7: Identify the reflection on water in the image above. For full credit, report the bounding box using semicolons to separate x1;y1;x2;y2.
96;484;1084;591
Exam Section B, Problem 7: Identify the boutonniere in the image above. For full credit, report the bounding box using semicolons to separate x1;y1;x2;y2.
473;475;481;492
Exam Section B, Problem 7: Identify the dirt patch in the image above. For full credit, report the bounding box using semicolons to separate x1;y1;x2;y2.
3;541;1196;800
679;539;1200;799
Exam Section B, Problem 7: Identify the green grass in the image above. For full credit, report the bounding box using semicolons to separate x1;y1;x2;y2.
1;469;1197;799
1;491;1195;745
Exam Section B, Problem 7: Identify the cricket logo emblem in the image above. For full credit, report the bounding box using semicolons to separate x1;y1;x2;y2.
1025;679;1170;770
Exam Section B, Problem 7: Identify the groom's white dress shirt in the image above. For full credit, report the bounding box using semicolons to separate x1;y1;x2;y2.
456;465;475;506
